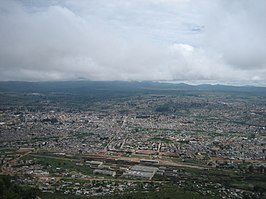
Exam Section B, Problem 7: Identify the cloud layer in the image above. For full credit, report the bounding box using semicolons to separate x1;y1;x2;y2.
0;0;265;85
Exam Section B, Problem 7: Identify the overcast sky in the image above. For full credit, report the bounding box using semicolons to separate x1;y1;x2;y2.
0;0;265;85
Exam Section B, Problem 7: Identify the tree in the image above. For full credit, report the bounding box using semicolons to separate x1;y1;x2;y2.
0;175;38;199
248;165;254;173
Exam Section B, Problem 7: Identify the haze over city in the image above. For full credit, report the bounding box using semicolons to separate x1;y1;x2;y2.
0;0;266;85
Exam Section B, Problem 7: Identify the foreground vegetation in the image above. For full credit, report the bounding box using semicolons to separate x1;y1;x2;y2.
0;175;38;199
40;188;220;199
1;174;220;199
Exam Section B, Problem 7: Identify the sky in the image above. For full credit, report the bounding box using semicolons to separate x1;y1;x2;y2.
0;0;266;85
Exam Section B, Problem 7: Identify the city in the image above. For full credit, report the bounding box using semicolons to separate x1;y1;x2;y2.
0;81;265;199
0;1;266;198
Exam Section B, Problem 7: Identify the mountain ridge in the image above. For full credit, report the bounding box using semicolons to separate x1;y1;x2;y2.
0;80;265;93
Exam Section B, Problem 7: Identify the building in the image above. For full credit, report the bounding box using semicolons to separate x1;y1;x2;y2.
123;165;158;180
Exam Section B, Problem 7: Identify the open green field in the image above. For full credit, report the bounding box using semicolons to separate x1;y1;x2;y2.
21;153;93;176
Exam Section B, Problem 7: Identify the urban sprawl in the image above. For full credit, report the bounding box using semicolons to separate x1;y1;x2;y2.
0;92;265;198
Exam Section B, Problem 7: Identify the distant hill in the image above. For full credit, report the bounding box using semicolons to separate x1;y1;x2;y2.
0;81;265;94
